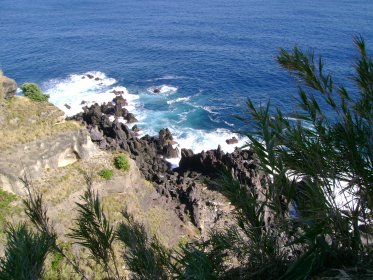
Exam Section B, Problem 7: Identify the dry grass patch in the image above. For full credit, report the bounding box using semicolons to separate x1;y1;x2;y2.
0;96;81;150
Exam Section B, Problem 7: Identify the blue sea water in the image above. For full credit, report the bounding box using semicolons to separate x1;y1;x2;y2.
1;0;373;153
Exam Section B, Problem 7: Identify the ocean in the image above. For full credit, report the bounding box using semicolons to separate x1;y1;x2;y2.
1;0;372;154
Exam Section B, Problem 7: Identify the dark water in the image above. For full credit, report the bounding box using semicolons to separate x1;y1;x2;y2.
1;0;372;152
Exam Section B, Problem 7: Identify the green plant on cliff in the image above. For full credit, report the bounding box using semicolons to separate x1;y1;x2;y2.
114;155;130;171
20;83;49;102
0;189;17;235
0;224;54;280
98;168;114;180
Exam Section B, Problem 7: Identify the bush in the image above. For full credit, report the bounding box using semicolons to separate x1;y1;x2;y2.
114;155;129;171
20;83;49;102
0;189;17;234
98;168;114;181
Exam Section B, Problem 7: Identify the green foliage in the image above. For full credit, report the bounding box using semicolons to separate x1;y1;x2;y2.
50;251;63;272
0;189;17;233
173;243;223;280
68;177;120;279
20;83;49;102
239;36;373;278
114;155;129;171
22;177;88;280
98;168;114;180
0;223;54;280
117;210;172;279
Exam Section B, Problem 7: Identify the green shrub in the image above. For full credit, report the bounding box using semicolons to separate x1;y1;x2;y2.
114;155;129;171
50;251;63;272
0;223;55;280
0;188;17;233
20;83;49;102
98;168;114;181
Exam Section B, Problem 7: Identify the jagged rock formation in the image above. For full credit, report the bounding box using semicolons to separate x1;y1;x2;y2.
73;103;270;236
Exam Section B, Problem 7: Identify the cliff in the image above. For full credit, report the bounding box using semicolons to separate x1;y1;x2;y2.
0;73;202;250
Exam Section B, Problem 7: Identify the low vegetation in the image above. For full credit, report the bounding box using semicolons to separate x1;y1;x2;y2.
0;38;372;279
98;168;114;181
0;96;81;150
114;155;130;171
20;83;49;102
0;189;17;236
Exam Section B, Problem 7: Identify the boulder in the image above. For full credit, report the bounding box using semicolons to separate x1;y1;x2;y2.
126;113;138;123
163;143;179;158
113;95;128;106
0;72;17;99
87;74;94;79
112;90;124;95
89;126;104;141
226;136;238;145
159;128;174;147
132;125;140;132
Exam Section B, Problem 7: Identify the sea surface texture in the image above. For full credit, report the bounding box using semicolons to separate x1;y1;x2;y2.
1;0;372;153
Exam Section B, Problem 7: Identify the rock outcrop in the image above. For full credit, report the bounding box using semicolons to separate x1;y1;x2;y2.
0;129;98;195
73;103;269;236
0;70;17;99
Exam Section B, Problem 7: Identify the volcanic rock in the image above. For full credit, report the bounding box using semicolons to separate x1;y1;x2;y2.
126;113;138;123
113;95;128;106
112;90;124;95
132;125;140;133
226;136;238;145
163;143;179;158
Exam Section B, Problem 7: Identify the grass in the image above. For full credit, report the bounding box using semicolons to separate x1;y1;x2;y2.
0;189;18;235
0;96;81;150
98;169;114;181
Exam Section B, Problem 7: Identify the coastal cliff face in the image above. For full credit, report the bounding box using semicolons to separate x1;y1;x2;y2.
0;73;203;248
0;72;268;247
0;75;96;194
0;129;97;194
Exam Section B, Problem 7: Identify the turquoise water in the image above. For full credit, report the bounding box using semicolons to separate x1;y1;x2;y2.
1;0;372;152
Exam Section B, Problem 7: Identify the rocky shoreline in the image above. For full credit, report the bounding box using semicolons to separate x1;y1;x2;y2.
71;93;268;235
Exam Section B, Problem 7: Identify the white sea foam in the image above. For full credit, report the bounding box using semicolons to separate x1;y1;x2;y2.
43;71;138;117
144;75;187;82
154;75;186;81
147;85;178;94
158;127;249;167
185;102;218;114
174;128;247;154
167;96;191;105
